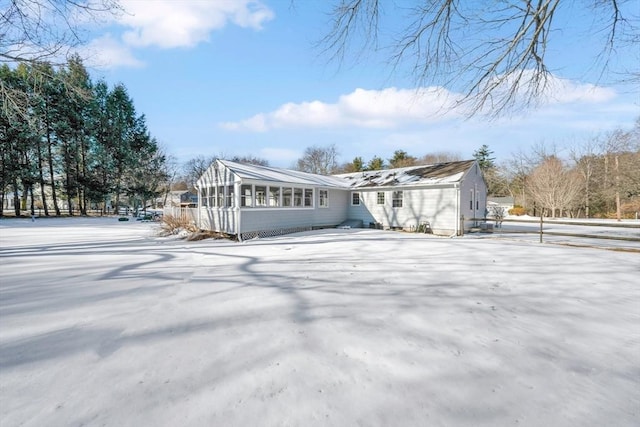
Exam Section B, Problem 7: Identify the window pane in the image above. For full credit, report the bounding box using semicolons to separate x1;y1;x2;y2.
241;184;253;207
392;190;403;208
352;192;360;205
269;186;280;207
283;188;292;207
208;187;215;207
226;185;234;207
377;192;385;205
217;186;224;207
304;189;313;207
319;190;328;207
255;186;267;206
294;188;303;206
201;188;208;207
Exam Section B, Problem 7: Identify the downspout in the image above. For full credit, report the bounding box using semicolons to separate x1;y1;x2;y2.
196;184;201;230
235;180;242;242
453;183;460;237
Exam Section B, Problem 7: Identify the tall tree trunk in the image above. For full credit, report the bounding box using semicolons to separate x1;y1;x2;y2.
79;134;88;215
36;136;49;216
12;178;20;216
46;124;61;216
29;185;35;216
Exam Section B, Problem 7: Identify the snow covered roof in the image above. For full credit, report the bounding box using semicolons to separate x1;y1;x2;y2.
218;160;350;188
208;159;476;189
334;160;476;188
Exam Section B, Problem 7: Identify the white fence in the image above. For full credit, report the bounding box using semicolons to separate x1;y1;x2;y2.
163;207;199;225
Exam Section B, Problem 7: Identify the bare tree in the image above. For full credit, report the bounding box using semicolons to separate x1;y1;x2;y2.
1;0;122;64
321;1;638;116
598;126;640;220
295;144;340;175
569;136;601;218
183;155;217;190
1;0;122;119
528;156;582;218
418;151;461;164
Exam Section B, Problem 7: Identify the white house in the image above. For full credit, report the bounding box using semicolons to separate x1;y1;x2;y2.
195;159;487;240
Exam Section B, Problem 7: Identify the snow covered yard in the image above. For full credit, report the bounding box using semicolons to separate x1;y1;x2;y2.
1;218;638;427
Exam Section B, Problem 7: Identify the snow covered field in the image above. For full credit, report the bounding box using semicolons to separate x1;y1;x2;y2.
1;217;638;426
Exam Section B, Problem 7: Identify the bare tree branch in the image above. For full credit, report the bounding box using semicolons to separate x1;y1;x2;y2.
320;0;639;117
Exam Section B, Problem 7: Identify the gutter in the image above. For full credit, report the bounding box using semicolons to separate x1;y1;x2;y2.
454;183;460;237
235;180;242;242
196;184;201;230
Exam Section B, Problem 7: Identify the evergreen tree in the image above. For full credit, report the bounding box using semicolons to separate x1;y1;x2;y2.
367;156;385;171
473;145;496;171
389;150;417;168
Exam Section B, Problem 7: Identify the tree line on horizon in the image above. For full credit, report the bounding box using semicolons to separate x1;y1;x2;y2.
0;57;167;217
178;126;639;220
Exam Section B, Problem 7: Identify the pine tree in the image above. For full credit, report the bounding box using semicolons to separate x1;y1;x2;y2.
473;145;495;171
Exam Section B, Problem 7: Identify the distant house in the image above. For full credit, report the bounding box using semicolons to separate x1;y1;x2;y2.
195;159;487;240
159;191;197;208
487;196;515;214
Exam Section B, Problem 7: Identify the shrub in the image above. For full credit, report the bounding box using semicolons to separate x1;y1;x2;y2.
508;206;527;216
158;214;198;237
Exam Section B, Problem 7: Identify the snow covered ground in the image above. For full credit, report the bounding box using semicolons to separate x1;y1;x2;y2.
1;217;638;426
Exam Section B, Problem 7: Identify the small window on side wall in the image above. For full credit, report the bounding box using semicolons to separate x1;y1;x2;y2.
319;189;328;208
392;190;403;208
351;192;361;206
377;192;385;205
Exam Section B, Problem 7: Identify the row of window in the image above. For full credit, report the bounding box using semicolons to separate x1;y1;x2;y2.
351;191;404;208
200;185;329;208
200;186;407;209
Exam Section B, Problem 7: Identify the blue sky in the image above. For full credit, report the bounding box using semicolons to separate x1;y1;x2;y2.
79;0;639;168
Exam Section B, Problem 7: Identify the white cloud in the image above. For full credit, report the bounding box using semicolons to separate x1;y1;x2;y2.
220;87;462;132
79;34;145;69
117;0;274;49
543;77;617;104
221;75;622;133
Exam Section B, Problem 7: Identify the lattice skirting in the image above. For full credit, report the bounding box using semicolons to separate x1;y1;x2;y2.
240;226;313;241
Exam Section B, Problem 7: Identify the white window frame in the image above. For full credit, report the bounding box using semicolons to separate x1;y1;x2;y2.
319;189;329;208
392;190;403;208
351;192;361;206
255;185;267;207
241;184;253;207
304;189;313;207
376;192;385;205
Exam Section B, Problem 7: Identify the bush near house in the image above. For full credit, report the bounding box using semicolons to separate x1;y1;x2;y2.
508;206;527;216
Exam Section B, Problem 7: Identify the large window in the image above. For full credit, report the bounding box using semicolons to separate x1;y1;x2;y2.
208;187;215;207
392;190;403;208
283;187;292;207
241;185;253;207
225;185;234;207
294;188;303;206
217;186;224;207
255;186;267;207
377;192;385;205
351;192;361;206
304;189;313;207
319;189;328;208
269;186;280;207
200;188;208;207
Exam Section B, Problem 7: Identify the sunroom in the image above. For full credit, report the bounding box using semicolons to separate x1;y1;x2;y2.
195;160;349;239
